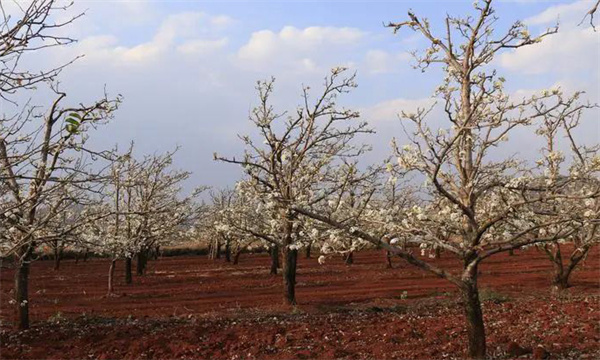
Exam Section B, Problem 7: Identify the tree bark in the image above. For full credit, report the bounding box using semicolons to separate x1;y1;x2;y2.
125;257;132;284
344;251;354;265
434;247;441;259
15;258;30;330
224;238;231;262
461;266;486;359
215;241;221;259
53;246;62;271
207;242;213;259
384;249;393;269
232;250;241;265
282;247;298;305
508;249;514;256
107;258;116;296
270;245;279;275
305;243;311;259
136;250;147;275
550;245;590;291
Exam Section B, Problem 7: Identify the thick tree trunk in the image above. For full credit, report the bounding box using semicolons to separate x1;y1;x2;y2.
282;247;298;305
461;266;486;359
344;251;354;265
305;243;311;259
125;257;132;284
15;259;30;330
107;259;116;296
433;247;441;259
270;245;279;275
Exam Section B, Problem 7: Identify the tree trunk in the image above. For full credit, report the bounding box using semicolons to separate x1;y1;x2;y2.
552;271;570;290
14;259;30;330
125;257;132;284
551;245;589;291
136;251;147;275
270;245;279;275
224;238;231;262
53;246;62;271
232;250;241;265
384;249;393;269
508;249;514;256
305;243;311;259
107;258;116;296
215;241;221;259
344;251;354;265
83;249;88;262
433;247;441;259
207;242;213;259
461;266;486;359
282;247;298;305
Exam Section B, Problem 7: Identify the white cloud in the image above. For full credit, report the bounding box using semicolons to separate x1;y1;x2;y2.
524;0;591;25
363;97;436;123
499;0;599;76
69;11;234;66
210;15;235;27
364;50;410;74
177;38;229;55
237;26;366;72
499;26;599;75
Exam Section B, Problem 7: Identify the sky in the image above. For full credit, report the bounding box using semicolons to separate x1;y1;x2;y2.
2;0;599;193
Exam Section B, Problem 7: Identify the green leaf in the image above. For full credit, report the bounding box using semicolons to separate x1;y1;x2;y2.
66;123;79;134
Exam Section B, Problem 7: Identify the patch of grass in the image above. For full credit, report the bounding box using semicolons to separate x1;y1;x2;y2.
291;306;304;315
48;311;66;324
479;288;511;304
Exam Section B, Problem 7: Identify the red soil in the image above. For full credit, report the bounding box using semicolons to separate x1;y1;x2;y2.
1;247;599;359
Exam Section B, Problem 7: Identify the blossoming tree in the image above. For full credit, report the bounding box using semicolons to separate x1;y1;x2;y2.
89;150;204;294
0;90;121;328
531;103;599;290
293;1;596;358
216;68;371;304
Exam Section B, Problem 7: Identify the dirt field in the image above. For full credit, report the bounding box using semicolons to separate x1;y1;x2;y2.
1;247;599;359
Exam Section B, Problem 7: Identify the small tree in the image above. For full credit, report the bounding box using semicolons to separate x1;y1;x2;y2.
211;186;268;266
216;68;371;304
532;104;599;290
91;150;203;293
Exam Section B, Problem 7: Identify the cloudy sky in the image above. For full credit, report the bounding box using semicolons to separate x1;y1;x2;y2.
3;0;599;192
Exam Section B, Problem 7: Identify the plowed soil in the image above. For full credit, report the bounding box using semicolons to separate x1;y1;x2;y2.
1;247;599;359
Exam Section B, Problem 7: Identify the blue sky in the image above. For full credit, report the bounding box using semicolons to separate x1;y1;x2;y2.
3;0;599;192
